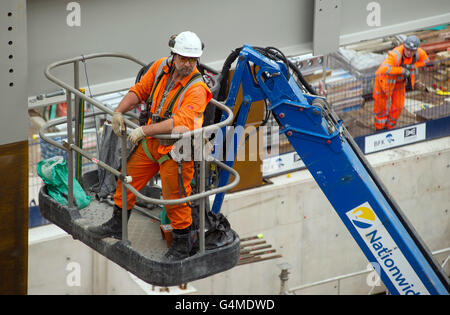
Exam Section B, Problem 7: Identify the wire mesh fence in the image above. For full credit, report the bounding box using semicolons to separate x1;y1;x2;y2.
321;55;450;138
270;55;449;157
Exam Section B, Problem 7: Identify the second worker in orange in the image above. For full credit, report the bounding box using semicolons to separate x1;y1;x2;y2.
373;35;429;130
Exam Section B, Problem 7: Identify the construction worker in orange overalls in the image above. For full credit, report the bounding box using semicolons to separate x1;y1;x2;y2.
373;35;429;130
88;31;212;261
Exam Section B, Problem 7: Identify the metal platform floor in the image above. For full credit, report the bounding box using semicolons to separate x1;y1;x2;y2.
38;183;241;286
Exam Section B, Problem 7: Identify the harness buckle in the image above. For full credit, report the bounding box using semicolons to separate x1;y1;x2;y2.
151;114;167;123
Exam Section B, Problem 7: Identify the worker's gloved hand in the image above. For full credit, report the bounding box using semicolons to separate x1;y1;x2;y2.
128;126;146;145
112;112;125;136
401;67;411;77
404;64;417;75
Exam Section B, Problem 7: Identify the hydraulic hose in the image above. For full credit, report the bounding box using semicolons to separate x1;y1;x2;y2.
217;46;317;102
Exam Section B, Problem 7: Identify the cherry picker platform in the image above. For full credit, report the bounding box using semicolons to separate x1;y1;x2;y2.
38;171;240;287
39;53;242;286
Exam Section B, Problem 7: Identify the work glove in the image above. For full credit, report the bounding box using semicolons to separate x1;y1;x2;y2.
128;126;146;145
112;112;125;136
404;63;415;70
401;67;411;77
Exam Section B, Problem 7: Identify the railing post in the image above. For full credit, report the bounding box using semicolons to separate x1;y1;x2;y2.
73;61;82;183
199;130;205;254
121;127;129;244
277;262;291;295
66;88;74;208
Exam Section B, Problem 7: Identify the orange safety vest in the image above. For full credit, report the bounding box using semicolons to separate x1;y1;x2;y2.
375;45;429;96
130;57;212;154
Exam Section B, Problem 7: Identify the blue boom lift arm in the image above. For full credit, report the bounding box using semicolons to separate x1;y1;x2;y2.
211;45;449;295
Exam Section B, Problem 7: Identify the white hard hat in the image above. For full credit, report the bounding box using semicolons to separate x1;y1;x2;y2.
169;31;203;58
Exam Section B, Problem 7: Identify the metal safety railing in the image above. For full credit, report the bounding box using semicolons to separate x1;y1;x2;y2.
285;247;450;295
41;52;239;254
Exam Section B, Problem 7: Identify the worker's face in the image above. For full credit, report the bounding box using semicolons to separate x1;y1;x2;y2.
174;54;198;77
404;47;415;58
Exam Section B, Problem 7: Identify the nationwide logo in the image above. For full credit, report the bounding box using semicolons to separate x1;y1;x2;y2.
349;206;376;229
346;202;429;295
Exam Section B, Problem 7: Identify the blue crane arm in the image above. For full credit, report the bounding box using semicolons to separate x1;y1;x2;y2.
211;45;449;295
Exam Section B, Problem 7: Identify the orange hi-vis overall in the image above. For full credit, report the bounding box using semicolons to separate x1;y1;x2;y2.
373;45;428;130
114;57;212;229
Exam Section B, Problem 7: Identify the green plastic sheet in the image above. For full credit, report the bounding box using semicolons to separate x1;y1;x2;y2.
37;156;91;209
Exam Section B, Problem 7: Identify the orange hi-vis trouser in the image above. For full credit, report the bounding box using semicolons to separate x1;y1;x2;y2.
113;137;194;230
373;76;406;130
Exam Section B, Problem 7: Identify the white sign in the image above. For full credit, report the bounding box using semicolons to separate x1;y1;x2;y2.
346;202;429;295
365;123;426;154
262;151;305;177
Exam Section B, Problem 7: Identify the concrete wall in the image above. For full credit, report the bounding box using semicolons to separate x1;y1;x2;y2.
28;225;93;294
28;136;450;294
28;225;197;295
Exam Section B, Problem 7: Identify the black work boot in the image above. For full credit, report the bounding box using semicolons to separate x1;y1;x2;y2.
88;205;132;240
162;226;194;262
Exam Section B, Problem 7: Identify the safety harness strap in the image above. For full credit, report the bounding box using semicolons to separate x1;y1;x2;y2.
141;138;171;165
163;72;203;119
145;66;166;107
139;63;204;165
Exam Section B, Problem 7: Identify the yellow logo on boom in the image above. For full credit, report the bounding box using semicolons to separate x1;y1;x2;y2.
350;206;376;229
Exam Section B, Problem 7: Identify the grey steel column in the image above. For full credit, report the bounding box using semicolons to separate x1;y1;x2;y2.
0;0;29;294
66;89;74;208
